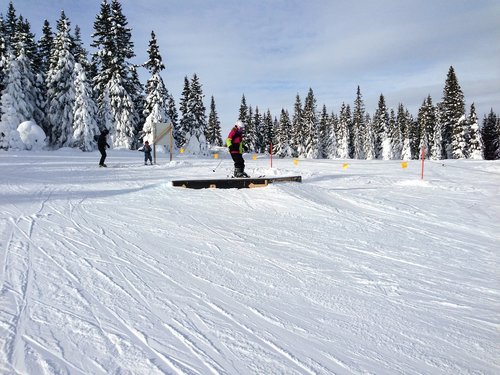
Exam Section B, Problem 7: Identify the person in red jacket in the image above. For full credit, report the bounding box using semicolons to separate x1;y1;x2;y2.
226;120;249;178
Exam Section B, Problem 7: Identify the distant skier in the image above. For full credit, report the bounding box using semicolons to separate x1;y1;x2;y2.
97;128;110;167
140;140;153;165
226;120;249;178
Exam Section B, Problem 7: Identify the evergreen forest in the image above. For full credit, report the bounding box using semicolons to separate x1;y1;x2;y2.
1;1;499;159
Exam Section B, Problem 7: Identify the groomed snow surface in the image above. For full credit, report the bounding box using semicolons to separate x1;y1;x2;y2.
0;149;498;375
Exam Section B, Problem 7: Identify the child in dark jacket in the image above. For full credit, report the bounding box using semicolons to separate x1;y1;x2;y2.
141;141;153;165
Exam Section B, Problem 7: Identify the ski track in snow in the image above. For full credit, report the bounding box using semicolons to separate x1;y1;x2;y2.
0;151;499;374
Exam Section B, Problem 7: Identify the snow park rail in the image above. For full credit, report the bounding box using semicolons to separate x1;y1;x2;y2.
172;175;302;189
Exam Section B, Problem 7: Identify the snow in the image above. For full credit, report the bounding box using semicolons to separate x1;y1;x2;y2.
0;149;498;374
17;121;47;150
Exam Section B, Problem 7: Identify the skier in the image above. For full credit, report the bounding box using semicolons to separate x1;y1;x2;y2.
226;120;249;177
97;128;110;167
140;140;153;165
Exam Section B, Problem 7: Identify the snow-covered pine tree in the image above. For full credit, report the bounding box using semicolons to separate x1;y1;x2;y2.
179;76;193;140
451;114;468;159
364;113;375;160
467;103;483;159
10;45;38;119
255;106;266;153
441;66;465;159
91;0;113;106
181;74;208;155
459;109;472;159
129;66;145;147
111;0;140;148
290;94;302;157
337;102;352;159
302;88;319;158
481;109;499;160
0;51;33;149
236;94;252;149
38;20;53;76
399;104;412;160
497;114;500;159
272;115;279;155
352;86;366;159
99;87;113;133
417;96;435;159
72;62;99;151
238;94;248;124
0;18;6;99
33;20;53;134
72;25;90;72
263;109;274;155
190;74;206;131
430;102;444;160
387;106;402;159
15;17;37;64
244;106;256;152
3;2;17;52
107;70;136;149
1;4;40;121
46;11;76;148
382;108;396;160
373;94;389;159
0;3;17;101
326;112;338;159
406;112;419;159
12;15;45;130
275;108;293;157
206;96;223;147
142;30;169;144
91;0;140;148
450;108;469;159
1;6;13;102
257;109;268;154
318;105;330;158
166;94;181;148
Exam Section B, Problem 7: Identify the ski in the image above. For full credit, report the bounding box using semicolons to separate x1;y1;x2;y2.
228;174;265;179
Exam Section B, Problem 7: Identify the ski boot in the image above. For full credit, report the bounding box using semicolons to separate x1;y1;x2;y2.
234;168;250;178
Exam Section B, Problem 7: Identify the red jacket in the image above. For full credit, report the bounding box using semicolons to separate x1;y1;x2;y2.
226;126;244;154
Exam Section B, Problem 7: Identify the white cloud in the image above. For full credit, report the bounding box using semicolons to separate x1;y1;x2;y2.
8;0;500;131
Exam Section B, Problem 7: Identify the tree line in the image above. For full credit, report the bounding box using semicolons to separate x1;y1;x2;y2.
239;70;499;160
0;0;221;152
1;0;499;159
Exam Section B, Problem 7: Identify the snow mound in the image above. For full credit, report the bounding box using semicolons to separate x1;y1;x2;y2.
17;121;46;150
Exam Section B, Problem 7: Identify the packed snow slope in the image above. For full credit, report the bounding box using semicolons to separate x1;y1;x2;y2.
0;149;499;375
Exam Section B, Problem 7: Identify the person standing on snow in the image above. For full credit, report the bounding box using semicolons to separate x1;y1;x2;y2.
97;128;110;167
226;120;249;177
140;140;153;165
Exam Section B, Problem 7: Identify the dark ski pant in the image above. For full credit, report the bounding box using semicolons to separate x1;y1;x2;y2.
230;152;245;170
99;148;107;166
144;152;152;164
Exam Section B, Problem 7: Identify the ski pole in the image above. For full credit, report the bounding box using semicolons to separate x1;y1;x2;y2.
212;159;223;172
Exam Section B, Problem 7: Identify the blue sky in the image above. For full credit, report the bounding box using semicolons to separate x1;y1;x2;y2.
6;0;500;133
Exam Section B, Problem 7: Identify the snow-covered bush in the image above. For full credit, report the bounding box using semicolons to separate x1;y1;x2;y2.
17;121;47;150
